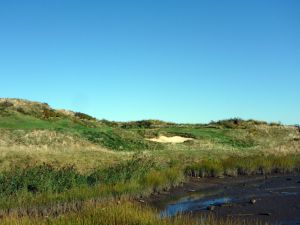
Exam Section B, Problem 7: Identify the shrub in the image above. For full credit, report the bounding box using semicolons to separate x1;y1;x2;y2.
75;112;95;121
16;107;27;115
43;109;59;119
121;120;153;129
214;118;244;129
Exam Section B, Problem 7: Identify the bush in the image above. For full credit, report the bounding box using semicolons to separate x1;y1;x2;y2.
121;120;153;129
43;109;59;119
75;112;95;121
16;107;27;115
213;118;244;129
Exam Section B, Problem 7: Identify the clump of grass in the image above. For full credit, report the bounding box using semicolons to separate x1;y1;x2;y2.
88;155;155;185
185;160;223;178
143;170;166;192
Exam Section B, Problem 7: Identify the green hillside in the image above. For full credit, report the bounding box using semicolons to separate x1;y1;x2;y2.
0;98;299;171
0;98;300;225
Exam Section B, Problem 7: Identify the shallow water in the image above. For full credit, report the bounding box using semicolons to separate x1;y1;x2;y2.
154;175;300;223
161;196;232;217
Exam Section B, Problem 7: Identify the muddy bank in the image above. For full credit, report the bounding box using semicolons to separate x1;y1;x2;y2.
145;174;300;225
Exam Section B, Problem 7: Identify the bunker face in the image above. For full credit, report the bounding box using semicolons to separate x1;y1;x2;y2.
147;136;194;143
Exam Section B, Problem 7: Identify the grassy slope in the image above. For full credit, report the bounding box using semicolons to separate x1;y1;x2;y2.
0;98;300;172
0;98;300;225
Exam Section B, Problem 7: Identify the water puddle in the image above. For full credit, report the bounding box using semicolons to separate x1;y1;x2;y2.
281;191;298;196
160;196;232;217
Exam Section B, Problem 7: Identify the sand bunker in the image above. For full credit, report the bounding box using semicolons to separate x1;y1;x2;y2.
147;136;194;143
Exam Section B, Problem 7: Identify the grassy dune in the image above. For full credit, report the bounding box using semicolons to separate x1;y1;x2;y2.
0;98;300;224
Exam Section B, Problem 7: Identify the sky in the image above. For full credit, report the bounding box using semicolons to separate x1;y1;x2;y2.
0;1;299;124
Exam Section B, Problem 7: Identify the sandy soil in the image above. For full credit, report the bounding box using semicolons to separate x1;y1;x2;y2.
147;136;194;143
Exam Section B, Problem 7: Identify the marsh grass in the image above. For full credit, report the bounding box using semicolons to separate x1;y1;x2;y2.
185;154;300;178
0;153;293;225
0;154;299;213
0;155;185;211
1;201;267;225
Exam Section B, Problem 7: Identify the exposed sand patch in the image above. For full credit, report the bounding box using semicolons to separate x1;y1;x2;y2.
147;136;194;143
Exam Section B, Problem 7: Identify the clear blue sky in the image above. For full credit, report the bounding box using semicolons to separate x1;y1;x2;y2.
0;1;299;124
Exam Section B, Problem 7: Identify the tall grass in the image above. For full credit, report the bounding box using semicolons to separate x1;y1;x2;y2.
1;201;266;225
185;154;300;178
0;155;185;211
0;154;296;224
0;154;299;213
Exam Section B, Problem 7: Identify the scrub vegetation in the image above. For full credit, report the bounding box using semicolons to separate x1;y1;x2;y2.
0;98;300;224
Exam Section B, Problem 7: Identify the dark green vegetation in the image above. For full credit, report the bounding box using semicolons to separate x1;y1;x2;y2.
0;98;300;224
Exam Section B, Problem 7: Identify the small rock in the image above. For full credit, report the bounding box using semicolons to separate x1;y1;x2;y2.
250;199;257;204
207;205;216;211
